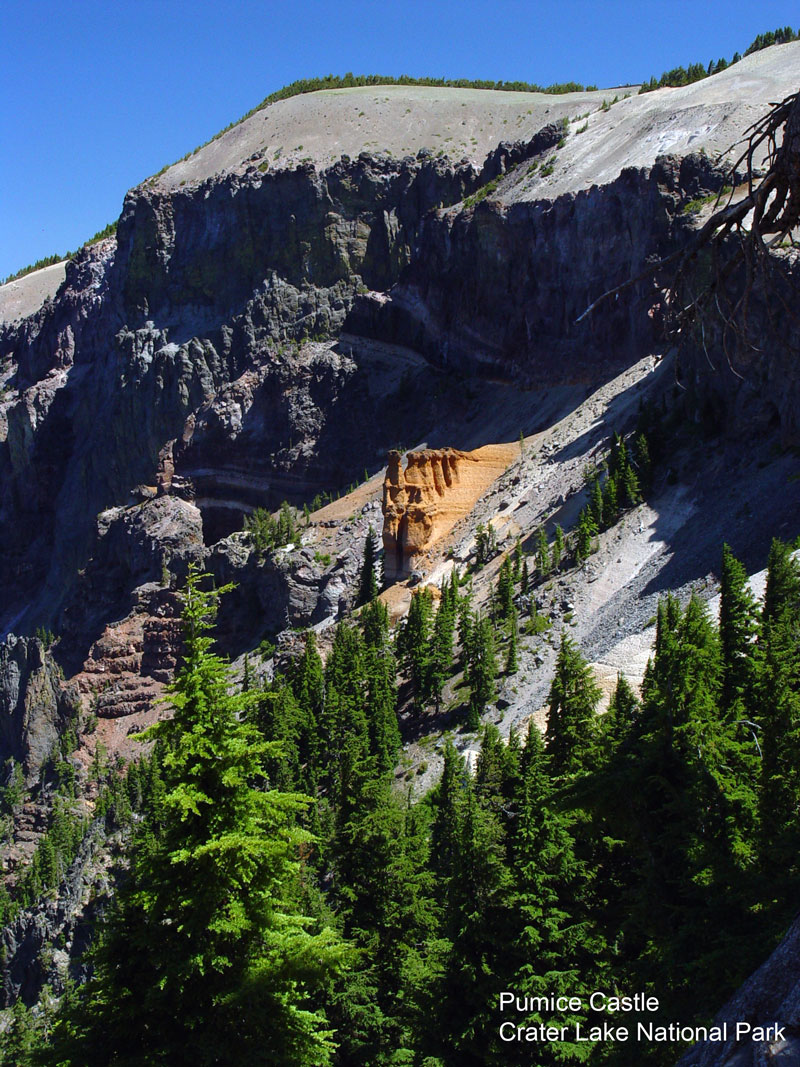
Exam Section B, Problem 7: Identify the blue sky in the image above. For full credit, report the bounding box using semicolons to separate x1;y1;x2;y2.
2;0;798;280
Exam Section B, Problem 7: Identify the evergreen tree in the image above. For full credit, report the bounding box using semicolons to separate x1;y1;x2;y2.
589;476;604;528
398;588;434;711
620;456;641;509
551;524;565;572
758;539;800;889
505;607;519;674
602;673;639;746
575;508;597;562
535;527;550;578
633;431;652;495
719;543;757;713
331;755;437;1066
427;586;457;713
46;568;349;1067
601;473;618;528
496;557;515;622
434;787;514;1065
520;558;530;593
361;599;401;771
466;615;497;731
505;724;602;1065
512;538;523;582
544;635;601;777
357;526;381;605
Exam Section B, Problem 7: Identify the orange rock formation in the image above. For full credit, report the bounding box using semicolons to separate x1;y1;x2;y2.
382;444;515;581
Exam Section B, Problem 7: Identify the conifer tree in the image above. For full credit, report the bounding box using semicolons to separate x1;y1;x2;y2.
361;598;401;772
535;527;550;578
466;615;497;731
719;543;757;713
497;557;515;622
633;431;652;494
620;457;641;509
46;568;348;1067
589;476;604;528
505;724;601;1063
575;508;597;561
427;587;457;713
330;755;437;1066
545;635;601;777
551;524;565;572
601;473;618;528
758;539;800;887
520;557;529;593
434;786;514;1065
603;673;639;746
398;588;434;711
357;526;381;605
505;607;519;674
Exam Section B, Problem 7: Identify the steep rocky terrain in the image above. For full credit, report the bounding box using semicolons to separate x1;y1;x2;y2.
0;43;799;1052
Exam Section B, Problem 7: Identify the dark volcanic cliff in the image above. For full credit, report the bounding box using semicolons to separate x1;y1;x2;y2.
0;136;727;650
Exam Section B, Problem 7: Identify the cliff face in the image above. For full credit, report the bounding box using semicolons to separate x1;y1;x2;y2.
0;134;698;647
352;155;715;380
0;152;482;643
0;637;70;782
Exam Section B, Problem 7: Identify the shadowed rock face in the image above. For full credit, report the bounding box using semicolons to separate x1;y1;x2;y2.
0;637;72;782
677;917;800;1066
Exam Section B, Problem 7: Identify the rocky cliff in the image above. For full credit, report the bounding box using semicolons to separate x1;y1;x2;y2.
1;59;800;1022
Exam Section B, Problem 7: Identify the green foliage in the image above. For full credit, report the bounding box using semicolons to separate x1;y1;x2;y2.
474;522;497;566
462;174;502;209
638;27;795;94
46;568;349;1066
357;525;381;605
2;222;117;286
244;500;299;558
545;634;601;777
465;614;497;730
260;73;597;110
744;26;798;54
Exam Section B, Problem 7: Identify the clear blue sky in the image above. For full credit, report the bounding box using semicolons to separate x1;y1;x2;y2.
1;0;797;280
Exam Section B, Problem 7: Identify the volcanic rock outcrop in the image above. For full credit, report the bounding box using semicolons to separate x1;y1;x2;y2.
382;445;514;581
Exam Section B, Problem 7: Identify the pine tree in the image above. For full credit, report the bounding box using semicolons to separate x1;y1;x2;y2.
633;431;652;494
601;473;618;528
46;568;349;1067
551;525;565;572
427;587;457;713
331;756;438;1066
719;543;757;713
466;615;497;731
575;507;597;562
603;673;639;746
505;724;601;1063
361;599;401;771
496;557;515;622
505;608;519;674
758;539;800;888
544;634;601;777
398;588;434;711
357;526;381;605
620;457;641;509
535;528;550;578
520;559;533;593
589;476;604;528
